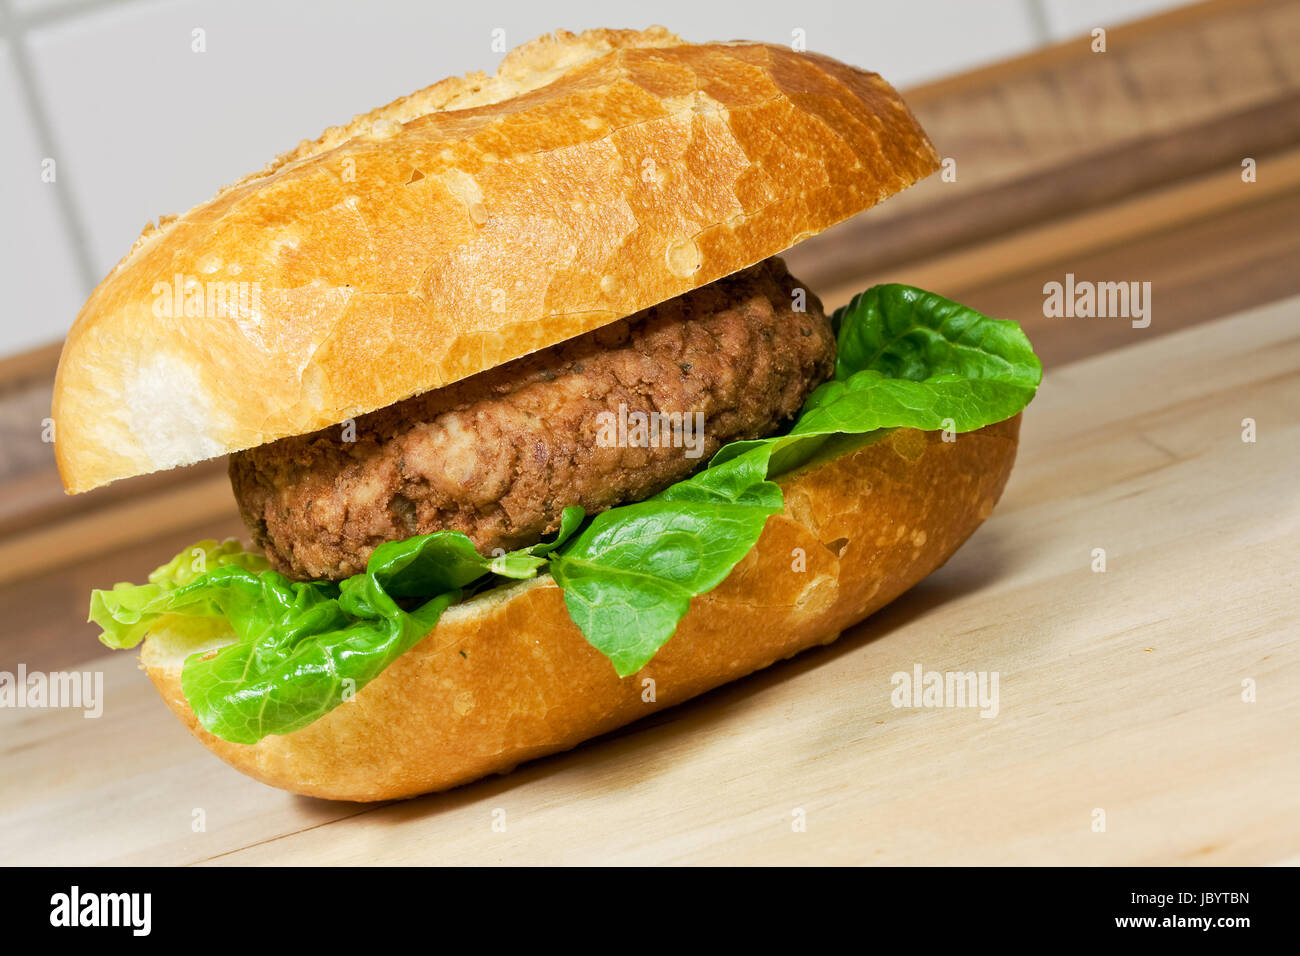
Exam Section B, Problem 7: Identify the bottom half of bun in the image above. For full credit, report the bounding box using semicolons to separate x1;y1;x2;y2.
141;415;1021;801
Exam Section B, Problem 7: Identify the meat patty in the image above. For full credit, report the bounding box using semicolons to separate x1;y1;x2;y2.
230;257;836;581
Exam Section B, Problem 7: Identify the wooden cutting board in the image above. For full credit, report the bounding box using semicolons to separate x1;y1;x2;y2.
3;294;1296;865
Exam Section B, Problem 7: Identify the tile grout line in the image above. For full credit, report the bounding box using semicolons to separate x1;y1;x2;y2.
0;0;102;297
1022;0;1053;44
11;0;127;33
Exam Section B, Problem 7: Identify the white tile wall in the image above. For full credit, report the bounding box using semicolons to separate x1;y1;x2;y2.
1040;0;1189;39
9;0;90;15
0;0;1195;357
0;43;90;356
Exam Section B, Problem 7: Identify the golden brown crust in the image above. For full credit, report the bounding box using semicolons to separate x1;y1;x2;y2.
141;416;1020;801
53;27;938;493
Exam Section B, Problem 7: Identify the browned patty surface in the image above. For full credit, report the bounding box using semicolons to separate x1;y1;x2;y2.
229;257;836;581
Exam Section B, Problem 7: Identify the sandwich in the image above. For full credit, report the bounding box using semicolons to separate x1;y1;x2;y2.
58;27;1042;801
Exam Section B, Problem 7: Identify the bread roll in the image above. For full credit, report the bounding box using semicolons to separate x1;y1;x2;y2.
52;27;938;494
56;27;1000;803
141;417;1020;801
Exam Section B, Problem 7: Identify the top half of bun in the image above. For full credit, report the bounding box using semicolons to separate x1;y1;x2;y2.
53;26;939;494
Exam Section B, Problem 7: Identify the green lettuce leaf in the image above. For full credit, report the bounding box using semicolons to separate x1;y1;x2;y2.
550;445;782;676
90;539;270;649
550;285;1041;674
90;284;1041;742
173;565;455;744
90;513;583;743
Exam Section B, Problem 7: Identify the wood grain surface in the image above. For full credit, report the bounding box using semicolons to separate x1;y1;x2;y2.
3;296;1295;865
